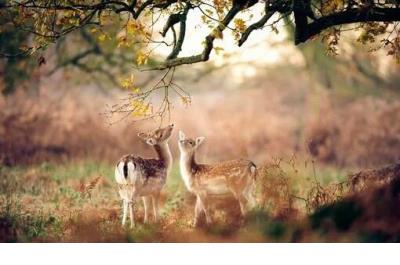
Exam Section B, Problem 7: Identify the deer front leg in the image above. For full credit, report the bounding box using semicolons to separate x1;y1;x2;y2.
193;196;203;227
142;196;151;223
196;194;212;226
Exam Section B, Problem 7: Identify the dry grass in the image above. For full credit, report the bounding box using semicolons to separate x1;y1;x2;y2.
0;158;338;242
1;159;400;242
0;89;152;166
306;97;400;167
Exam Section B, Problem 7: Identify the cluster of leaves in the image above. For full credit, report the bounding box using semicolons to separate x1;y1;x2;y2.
321;27;341;55
320;0;345;16
0;1;154;94
354;21;400;62
385;35;400;62
357;22;390;45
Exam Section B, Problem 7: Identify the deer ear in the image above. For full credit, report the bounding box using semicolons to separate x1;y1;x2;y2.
146;138;157;145
179;130;186;140
195;137;205;147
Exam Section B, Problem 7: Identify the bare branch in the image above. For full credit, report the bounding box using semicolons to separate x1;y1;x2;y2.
166;3;190;60
146;3;243;70
238;3;276;46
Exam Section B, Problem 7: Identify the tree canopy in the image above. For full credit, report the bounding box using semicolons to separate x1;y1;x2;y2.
2;1;400;66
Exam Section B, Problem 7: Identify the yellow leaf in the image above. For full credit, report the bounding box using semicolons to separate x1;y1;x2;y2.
131;87;140;93
136;52;148;65
234;18;246;33
117;35;130;48
131;100;151;117
126;20;139;34
212;29;223;39
120;74;135;89
214;46;224;55
120;79;130;89
98;34;106;42
180;96;191;107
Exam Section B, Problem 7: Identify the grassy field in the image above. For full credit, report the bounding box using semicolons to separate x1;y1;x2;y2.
1;158;369;243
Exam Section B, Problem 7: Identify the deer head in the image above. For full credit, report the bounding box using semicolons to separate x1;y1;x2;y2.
138;124;174;146
178;130;205;156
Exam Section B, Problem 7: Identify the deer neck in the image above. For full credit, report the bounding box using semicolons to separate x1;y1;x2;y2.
154;142;172;173
180;151;197;190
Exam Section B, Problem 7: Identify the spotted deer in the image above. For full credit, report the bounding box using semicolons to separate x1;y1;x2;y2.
115;124;174;227
178;130;257;227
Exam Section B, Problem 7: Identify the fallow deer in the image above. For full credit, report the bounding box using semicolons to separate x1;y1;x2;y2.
178;130;257;227
115;124;174;227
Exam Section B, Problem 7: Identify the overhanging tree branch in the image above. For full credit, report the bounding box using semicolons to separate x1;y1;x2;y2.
147;2;243;70
295;6;400;45
3;0;400;70
238;2;276;46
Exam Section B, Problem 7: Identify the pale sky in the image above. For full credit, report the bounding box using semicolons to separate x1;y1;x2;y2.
151;3;304;82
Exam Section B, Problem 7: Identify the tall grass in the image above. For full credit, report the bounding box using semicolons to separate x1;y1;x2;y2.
0;158;361;242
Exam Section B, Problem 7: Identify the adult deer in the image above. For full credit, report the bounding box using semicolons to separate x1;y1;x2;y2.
115;124;174;227
178;130;257;227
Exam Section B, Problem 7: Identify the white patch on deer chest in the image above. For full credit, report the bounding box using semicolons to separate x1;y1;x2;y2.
180;156;194;191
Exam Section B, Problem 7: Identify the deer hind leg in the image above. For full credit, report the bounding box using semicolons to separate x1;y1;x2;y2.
246;164;258;208
128;201;135;228
122;199;128;226
237;193;249;216
142;196;151;223
230;187;249;217
151;193;160;222
243;179;257;208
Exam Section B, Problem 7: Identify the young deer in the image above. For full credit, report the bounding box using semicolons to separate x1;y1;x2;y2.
115;124;174;227
178;131;257;227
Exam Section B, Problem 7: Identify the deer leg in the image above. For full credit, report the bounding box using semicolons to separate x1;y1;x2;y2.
246;176;257;208
231;188;249;217
237;193;249;216
129;200;135;228
142;196;151;223
152;193;160;222
244;184;256;208
193;196;203;227
122;199;128;226
197;194;211;225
